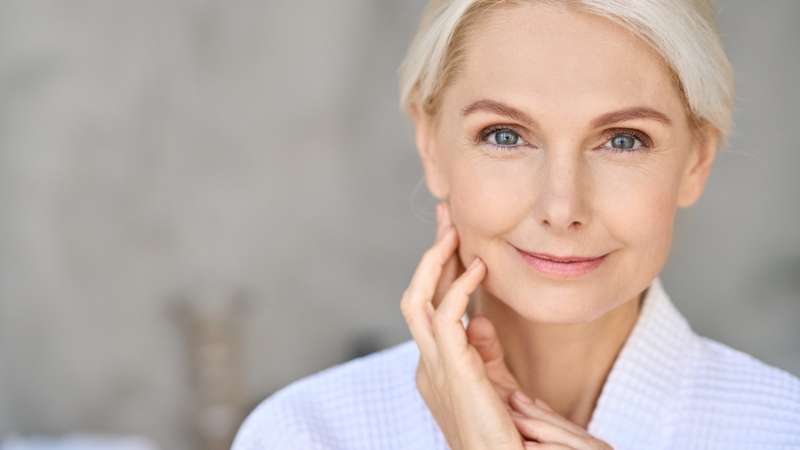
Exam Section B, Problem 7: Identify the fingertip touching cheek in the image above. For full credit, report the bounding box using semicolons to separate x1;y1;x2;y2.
419;3;710;325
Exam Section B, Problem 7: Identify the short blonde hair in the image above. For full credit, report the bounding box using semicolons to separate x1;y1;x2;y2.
400;0;735;145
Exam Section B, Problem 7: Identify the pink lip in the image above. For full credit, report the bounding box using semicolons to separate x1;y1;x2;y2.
514;247;608;278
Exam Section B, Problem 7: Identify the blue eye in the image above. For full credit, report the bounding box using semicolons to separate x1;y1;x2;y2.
612;136;635;149
495;130;519;145
487;129;526;147
603;133;645;151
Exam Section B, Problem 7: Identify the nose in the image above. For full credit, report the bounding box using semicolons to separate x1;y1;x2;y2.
533;151;590;232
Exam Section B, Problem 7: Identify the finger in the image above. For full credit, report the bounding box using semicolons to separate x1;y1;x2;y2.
436;257;484;326
432;258;486;354
511;416;588;450
535;398;555;413
432;202;462;308
437;258;485;321
432;246;463;309
511;391;586;436
524;443;575;450
467;315;521;402
467;316;504;363
406;225;459;302
401;226;459;352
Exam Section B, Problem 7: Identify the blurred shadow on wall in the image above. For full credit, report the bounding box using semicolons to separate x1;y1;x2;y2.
749;255;800;364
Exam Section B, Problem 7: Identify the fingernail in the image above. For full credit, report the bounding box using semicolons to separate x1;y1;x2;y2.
436;203;443;223
514;390;533;404
467;257;481;270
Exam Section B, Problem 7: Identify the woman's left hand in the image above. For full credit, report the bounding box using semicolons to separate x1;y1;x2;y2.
507;390;614;450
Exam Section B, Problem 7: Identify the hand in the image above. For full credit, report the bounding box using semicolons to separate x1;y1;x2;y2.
400;202;523;450
509;391;614;450
469;316;613;450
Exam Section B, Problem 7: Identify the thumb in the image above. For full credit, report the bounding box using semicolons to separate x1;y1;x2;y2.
467;315;521;403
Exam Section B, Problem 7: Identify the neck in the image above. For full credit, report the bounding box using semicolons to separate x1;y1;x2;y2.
473;287;642;429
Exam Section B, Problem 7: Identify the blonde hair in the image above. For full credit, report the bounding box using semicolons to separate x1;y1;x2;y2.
400;0;735;144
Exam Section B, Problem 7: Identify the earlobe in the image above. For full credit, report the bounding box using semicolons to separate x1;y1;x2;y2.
411;103;450;199
677;127;719;207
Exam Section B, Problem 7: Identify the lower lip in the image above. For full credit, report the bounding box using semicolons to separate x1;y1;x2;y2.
515;248;608;278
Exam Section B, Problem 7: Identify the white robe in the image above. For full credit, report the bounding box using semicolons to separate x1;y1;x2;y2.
233;279;800;449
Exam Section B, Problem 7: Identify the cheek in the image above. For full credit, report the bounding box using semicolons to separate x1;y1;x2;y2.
446;154;533;262
596;162;680;252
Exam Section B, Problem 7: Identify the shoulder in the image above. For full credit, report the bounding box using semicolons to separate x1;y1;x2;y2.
232;340;445;450
674;336;800;447
695;337;800;401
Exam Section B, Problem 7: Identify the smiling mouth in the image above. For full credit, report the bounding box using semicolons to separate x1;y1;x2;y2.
513;247;609;278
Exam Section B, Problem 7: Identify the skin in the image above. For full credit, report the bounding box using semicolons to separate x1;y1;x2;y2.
400;3;718;449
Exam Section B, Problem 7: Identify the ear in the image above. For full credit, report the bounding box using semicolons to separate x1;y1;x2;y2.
411;102;450;199
677;126;719;208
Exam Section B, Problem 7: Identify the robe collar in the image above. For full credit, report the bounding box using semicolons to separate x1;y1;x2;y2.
588;278;695;449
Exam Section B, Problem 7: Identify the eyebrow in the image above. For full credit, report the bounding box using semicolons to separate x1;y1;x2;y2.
462;100;537;127
462;100;672;129
590;107;671;128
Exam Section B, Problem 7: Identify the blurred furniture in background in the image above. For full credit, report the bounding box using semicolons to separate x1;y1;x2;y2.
0;435;158;450
177;288;246;450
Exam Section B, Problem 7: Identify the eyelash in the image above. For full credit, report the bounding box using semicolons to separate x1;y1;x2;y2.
477;125;529;150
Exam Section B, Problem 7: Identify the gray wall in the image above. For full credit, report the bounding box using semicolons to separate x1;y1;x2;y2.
661;0;800;376
0;0;797;449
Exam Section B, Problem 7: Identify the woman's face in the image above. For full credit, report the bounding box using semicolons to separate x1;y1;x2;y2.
415;3;717;324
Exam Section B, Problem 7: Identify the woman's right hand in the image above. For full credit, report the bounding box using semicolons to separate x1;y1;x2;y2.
400;202;524;450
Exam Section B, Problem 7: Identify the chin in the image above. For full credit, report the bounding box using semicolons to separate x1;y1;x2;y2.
480;269;647;325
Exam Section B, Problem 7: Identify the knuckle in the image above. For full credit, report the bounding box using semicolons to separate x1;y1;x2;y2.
421;247;438;263
400;293;413;315
403;313;419;329
400;291;422;317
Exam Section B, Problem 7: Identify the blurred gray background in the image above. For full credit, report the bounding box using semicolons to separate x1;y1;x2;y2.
0;0;797;449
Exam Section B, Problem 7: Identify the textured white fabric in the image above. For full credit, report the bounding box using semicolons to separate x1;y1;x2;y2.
233;279;800;449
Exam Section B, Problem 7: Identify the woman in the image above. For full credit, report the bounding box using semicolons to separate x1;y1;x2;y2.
233;0;800;449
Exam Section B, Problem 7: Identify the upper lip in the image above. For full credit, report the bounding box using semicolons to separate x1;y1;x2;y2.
514;248;607;263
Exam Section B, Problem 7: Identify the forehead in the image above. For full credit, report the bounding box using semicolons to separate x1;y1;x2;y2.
447;3;684;122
